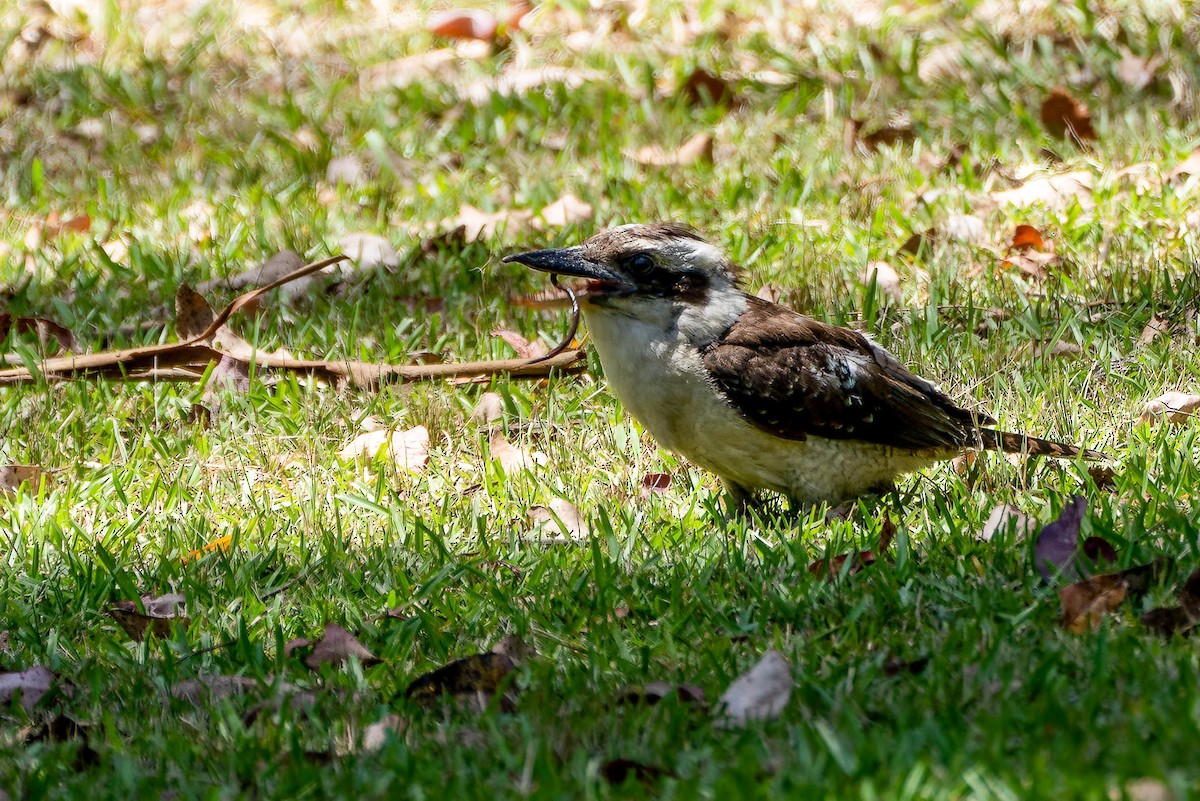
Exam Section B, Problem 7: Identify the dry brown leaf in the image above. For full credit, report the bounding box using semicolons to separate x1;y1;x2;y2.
980;504;1036;542
455;205;534;241
196;250;306;295
471;392;504;426
362;713;409;752
1168;149;1200;183
0;313;78;354
991;171;1094;211
461;67;602;104
676;67;735;106
0;464;44;494
171;675;263;703
862;261;902;305
940;214;987;245
427;9;498;41
326;156;367;187
628;133;713;167
339;233;398;270
108;593;189;641
489;430;547;472
534;192;593;229
1142;568;1200;637
1040;88;1096;143
641;472;672;497
1116;52;1162;92
0;666;56;711
338;425;430;471
1060;573;1128;632
528;497;589;541
492;329;547;359
717;649;792;727
301;623;380;670
617;681;706;706
809;516;895;578
406;650;518;711
1139;313;1171;346
1140;391;1200;424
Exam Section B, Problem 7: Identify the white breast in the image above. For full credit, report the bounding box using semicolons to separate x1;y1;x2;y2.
582;303;941;505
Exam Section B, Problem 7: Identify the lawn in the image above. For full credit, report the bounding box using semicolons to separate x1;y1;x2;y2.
3;0;1200;798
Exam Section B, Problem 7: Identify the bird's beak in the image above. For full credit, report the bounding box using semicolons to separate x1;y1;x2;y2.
502;247;633;297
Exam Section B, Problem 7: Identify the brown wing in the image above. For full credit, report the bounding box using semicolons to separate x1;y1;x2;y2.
700;296;993;451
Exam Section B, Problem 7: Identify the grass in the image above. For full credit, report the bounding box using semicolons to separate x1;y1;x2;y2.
3;0;1200;798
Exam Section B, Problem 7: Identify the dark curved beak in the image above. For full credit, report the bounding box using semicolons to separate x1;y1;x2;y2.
501;246;622;284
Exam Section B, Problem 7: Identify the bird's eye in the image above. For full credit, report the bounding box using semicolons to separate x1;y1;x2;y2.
626;253;655;274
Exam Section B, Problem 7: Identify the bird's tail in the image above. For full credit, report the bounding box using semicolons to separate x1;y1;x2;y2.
978;428;1108;461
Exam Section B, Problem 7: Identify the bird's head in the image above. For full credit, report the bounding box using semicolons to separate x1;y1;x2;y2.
502;224;740;315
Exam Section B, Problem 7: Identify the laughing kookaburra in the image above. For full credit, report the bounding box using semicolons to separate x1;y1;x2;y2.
503;224;1103;508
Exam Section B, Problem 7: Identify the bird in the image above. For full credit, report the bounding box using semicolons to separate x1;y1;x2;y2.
503;223;1105;509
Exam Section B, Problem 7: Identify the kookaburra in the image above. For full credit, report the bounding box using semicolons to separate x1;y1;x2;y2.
503;223;1104;508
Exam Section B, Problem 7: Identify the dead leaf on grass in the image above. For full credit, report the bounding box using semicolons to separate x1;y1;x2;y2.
405;650;519;711
676;67;736;106
297;623;380;671
461;66;603;104
980;504;1036;542
1140;391;1200;424
325;155;368;188
940;213;987;245
107;593;189;641
862;261;902;305
528;498;589;541
1116;52;1162;92
0;313;78;354
339;233;399;270
338;425;430;471
362;713;409;752
641;472;672;497
600;758;673;784
1060;560;1167;633
427;9;498;42
991;171;1093;211
628;133;713;167
534;192;593;229
617;681;706;706
0;464;45;494
0;666;56;711
1040;88;1096;143
471;392;504;426
1001;224;1059;279
1142;567;1200;637
490;430;547;472
455;204;534;241
809;515;895;578
492;329;547;360
717;649;793;727
1167;148;1200;184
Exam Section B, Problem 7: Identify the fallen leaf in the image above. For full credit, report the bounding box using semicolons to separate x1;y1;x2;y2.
1082;536;1118;565
1009;224;1047;251
528;498;589;541
628;133;713;167
941;214;987;245
1114;778;1175;801
0;464;44;494
1;313;78;354
338;425;430;471
454;205;534;241
196;250;307;296
0;666;56;711
170;675;261;703
1139;313;1171;346
862;261;902;305
300;623;380;670
107;593;189;641
461;67;602;104
676;67;735;106
600;758;672;784
534;192;593;229
490;430;547;472
641;473;672;497
1088;465;1117;491
980;504;1036;542
362;713;409;752
325;155;367;187
1142;567;1200;637
1034;496;1090;582
182;533;234;564
809;515;894;578
717;649;793;727
471;392;504;426
1001;224;1058;279
617;682;706;706
339;233;398;271
1116;52;1161;92
405;651;517;710
427;9;498;41
1140;391;1200;424
492;329;547;359
1040;88;1096;143
1060;560;1167;633
898;228;937;258
991;171;1094;211
1167;148;1200;183
1060;573;1128;632
182;200;214;243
